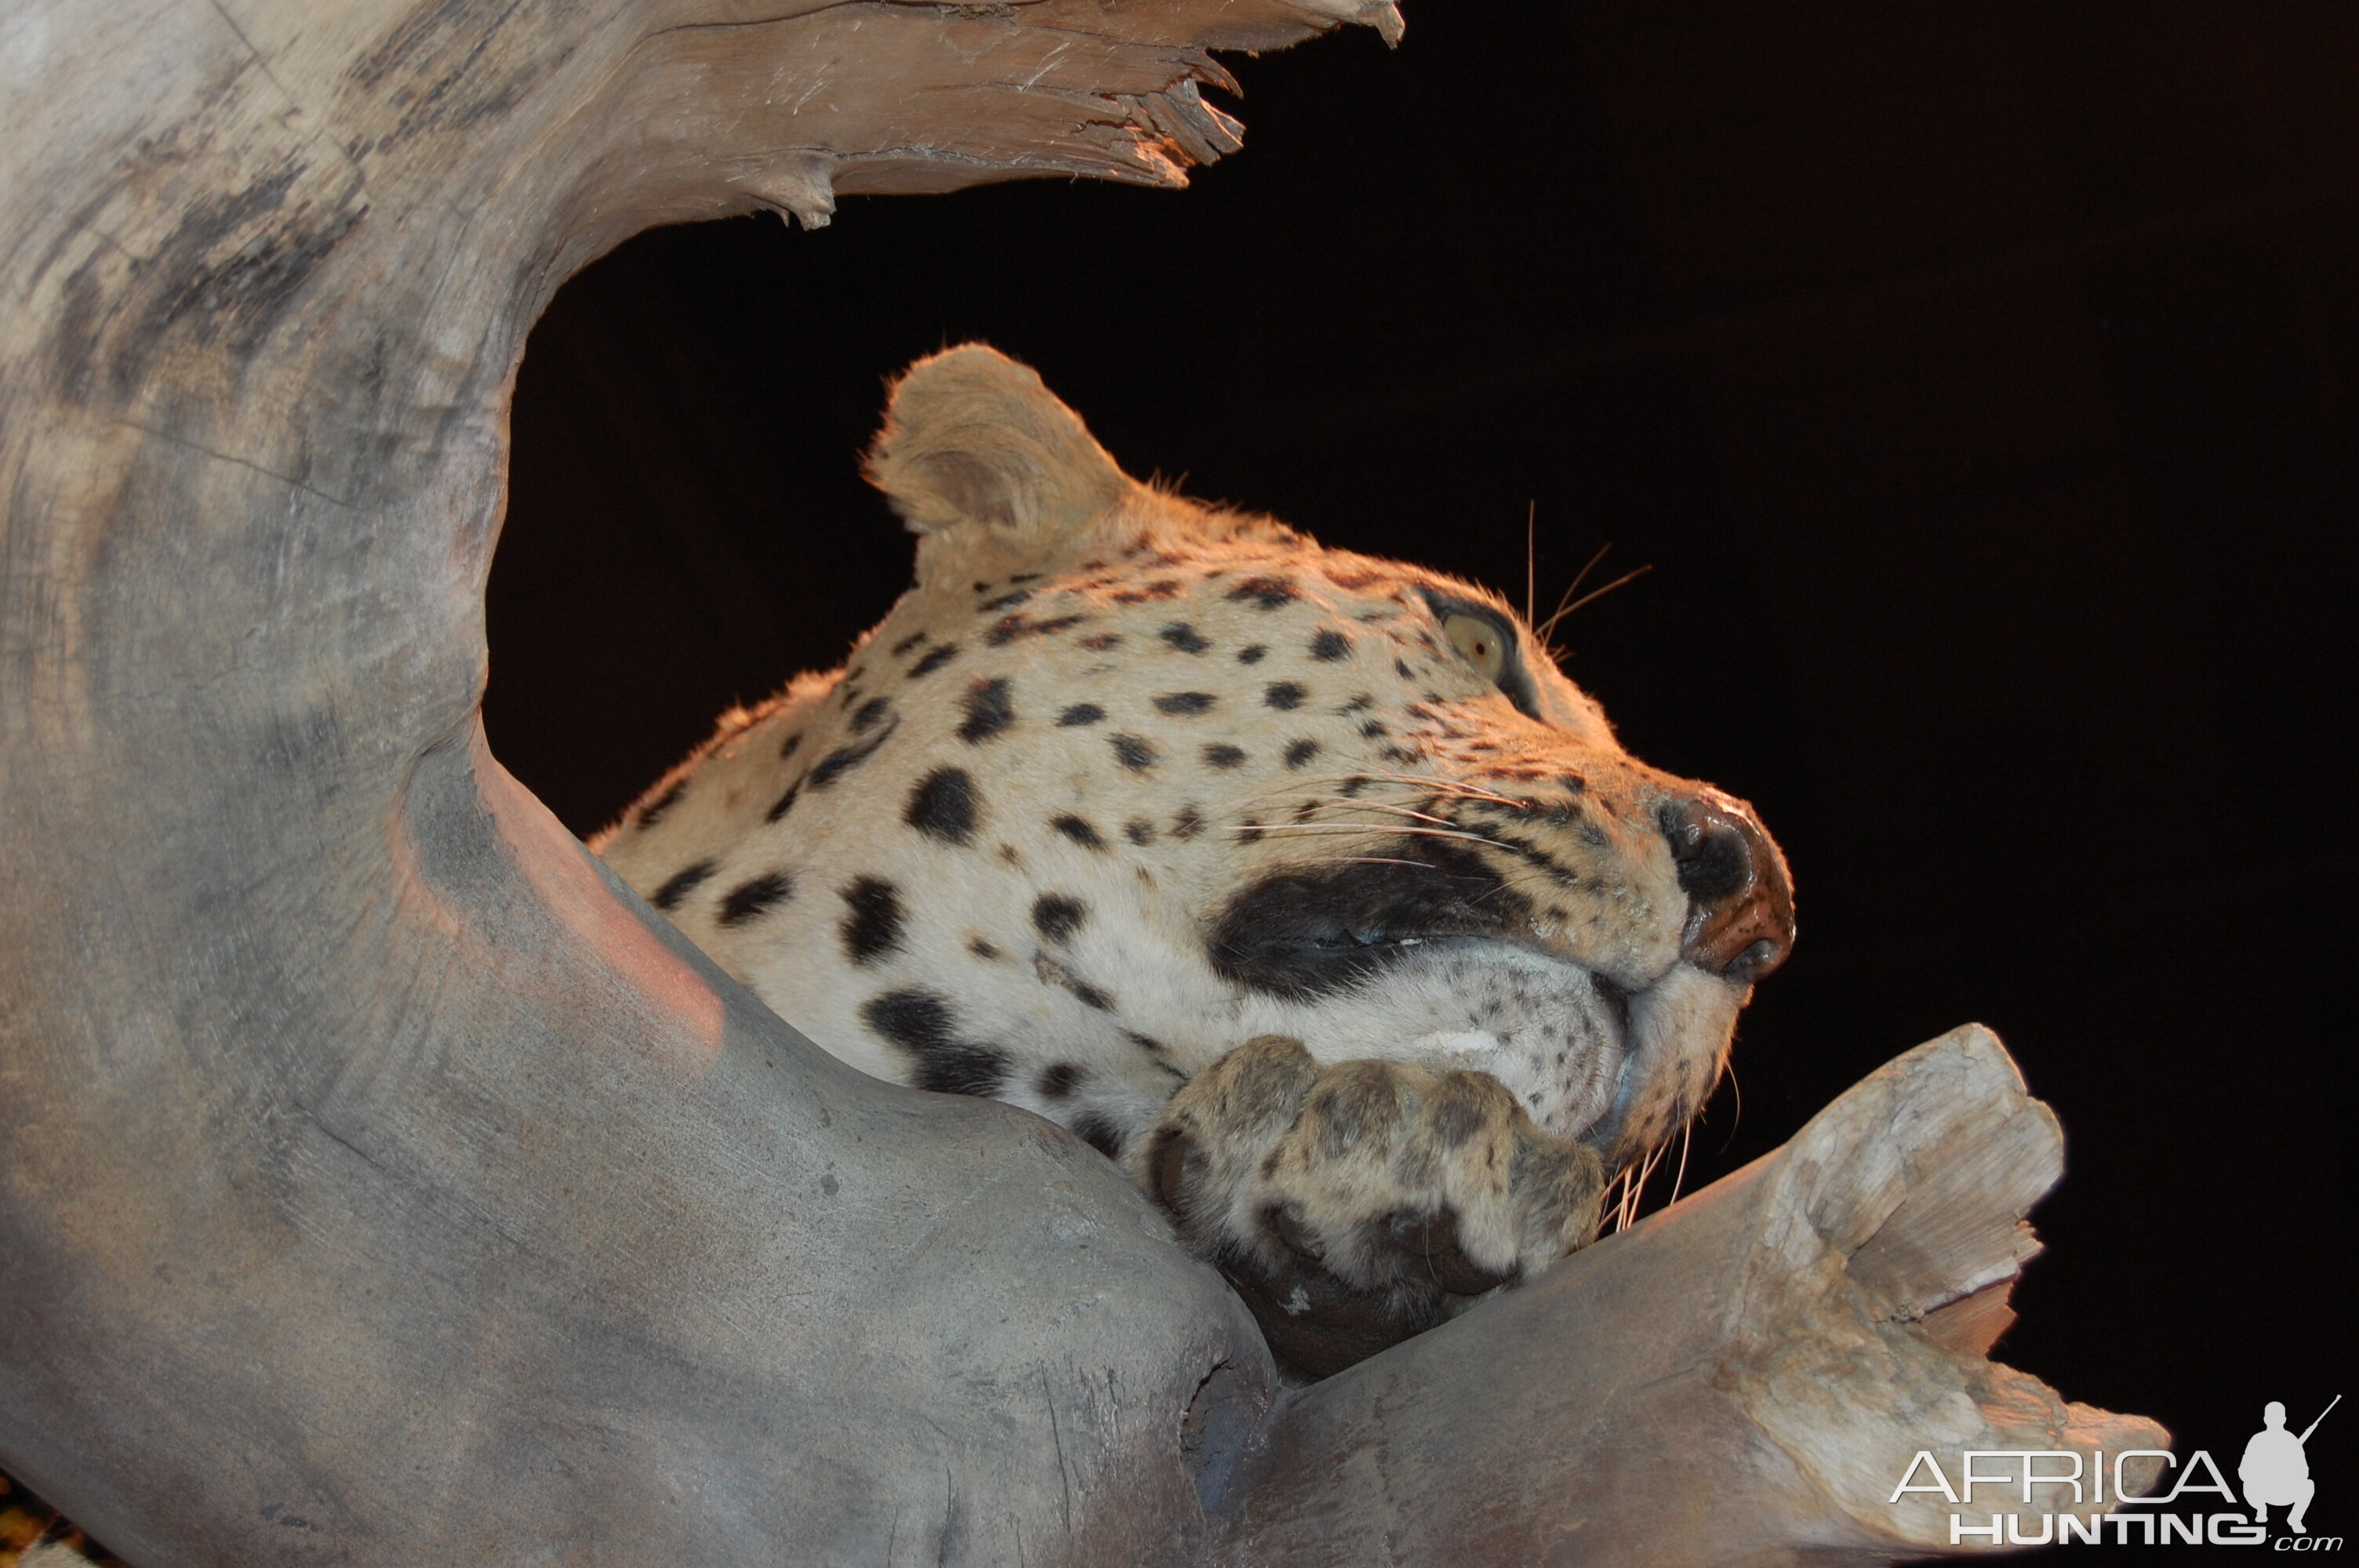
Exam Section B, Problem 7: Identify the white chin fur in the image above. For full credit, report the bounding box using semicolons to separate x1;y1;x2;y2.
1592;964;1746;1165
1231;942;1630;1142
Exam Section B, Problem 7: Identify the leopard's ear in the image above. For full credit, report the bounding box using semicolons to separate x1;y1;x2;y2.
865;345;1132;541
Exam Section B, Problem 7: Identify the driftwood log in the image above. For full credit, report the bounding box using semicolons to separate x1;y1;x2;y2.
0;2;2161;1562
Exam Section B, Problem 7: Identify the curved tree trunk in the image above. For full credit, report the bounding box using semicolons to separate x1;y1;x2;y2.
0;2;2157;1563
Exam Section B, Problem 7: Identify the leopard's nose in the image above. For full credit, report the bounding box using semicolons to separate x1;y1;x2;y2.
1657;791;1794;983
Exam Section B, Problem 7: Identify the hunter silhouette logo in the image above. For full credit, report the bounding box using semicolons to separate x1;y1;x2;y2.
2245;1396;2336;1537
1891;1394;2341;1548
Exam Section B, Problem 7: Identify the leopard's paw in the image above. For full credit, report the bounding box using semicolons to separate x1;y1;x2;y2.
1136;1035;1602;1377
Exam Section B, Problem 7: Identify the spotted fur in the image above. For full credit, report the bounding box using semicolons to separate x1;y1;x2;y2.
595;346;1793;1373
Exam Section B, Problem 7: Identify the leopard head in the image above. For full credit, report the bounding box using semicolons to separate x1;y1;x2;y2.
598;346;1793;1181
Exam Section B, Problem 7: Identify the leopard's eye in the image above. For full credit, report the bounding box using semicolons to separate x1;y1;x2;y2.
1442;613;1510;683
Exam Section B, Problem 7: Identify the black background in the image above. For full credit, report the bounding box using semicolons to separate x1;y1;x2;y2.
485;0;2354;1540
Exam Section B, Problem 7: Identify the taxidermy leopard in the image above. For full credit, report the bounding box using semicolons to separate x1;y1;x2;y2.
594;345;1794;1377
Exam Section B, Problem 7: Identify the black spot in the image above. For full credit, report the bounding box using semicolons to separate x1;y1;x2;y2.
958;677;1016;743
986;612;1090;646
1160;622;1211;654
1560;771;1587;795
718;872;794;927
1339;775;1372;798
860;988;1011;1098
780;731;805;759
1078;633;1125;652
635;779;687;829
851;696;892;734
1110;578;1183;604
1011;571;1044;583
981;587;1034;611
1154;691;1216;715
969;936;1001;960
1123;1030;1173;1059
1310;1069;1399;1158
1033;892;1088;943
1227;577;1300;610
1360;720;1391;739
652;860;715;911
1394;658;1416;679
838;877;906;965
1053;815;1107;850
890;630;929;657
1238;644;1267;664
1172;806;1206;839
904;767;980;845
1202;743;1246;770
1037;1062;1085;1100
1124;818;1157;845
1111;734;1158;771
1285;739;1322;769
1035;953;1119;1012
1072;1113;1127;1159
1337;695;1375;715
908;643;960;678
809;719;898;789
1430;1083;1490;1150
1058;703;1106;728
1309;630;1351;662
1263;682;1306;711
765;780;802;822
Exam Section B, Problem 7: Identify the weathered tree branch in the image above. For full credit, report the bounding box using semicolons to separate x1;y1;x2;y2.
0;2;2156;1563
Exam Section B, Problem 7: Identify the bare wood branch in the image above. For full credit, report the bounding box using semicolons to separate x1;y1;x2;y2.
0;0;1394;1558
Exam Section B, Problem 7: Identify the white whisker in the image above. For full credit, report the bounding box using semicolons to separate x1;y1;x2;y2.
1220;767;1538;813
1535;541;1613;645
1612;1139;1672;1233
1223;822;1511;850
1318;800;1463;828
1348;770;1525;806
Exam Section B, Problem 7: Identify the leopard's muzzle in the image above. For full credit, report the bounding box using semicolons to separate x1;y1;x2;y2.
1206;800;1793;1159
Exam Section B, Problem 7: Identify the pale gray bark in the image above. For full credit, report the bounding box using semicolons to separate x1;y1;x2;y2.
0;2;2156;1563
